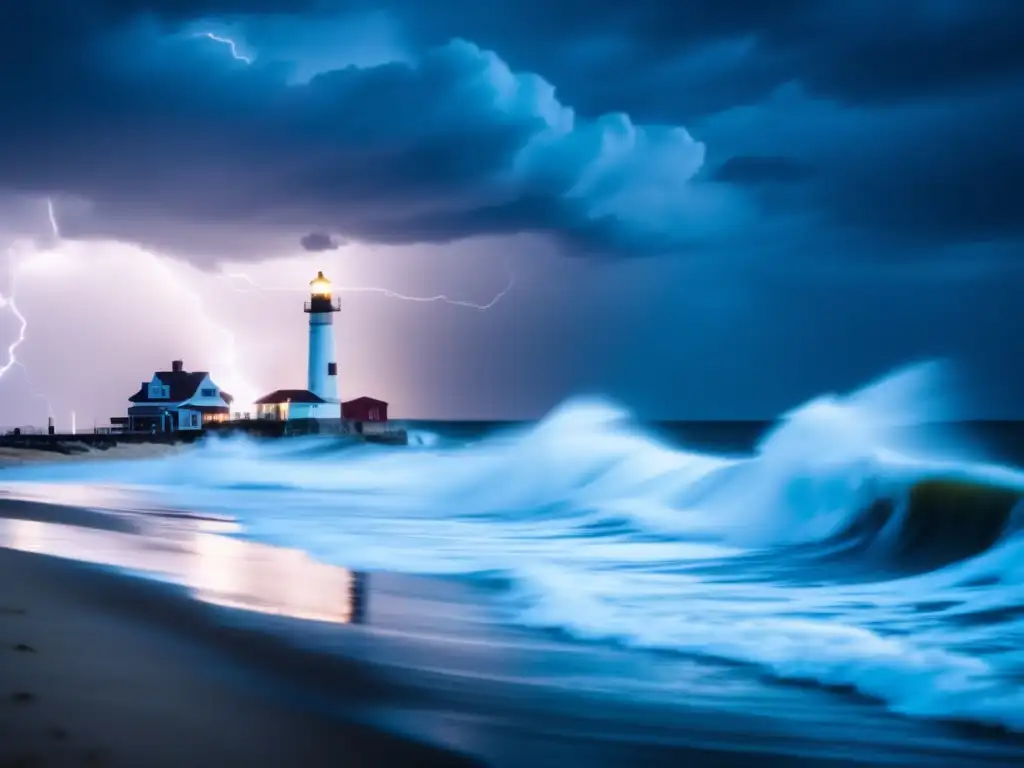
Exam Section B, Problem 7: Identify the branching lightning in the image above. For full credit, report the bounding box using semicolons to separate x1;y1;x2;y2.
338;274;516;310
194;30;518;312
194;32;253;64
223;269;516;311
150;259;259;412
38;199;257;414
0;272;27;382
2;32;517;427
1;232;55;421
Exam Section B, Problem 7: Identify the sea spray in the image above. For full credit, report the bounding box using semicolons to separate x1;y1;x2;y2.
3;361;1024;732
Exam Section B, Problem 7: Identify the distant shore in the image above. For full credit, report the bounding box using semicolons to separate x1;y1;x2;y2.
0;420;410;462
0;441;185;468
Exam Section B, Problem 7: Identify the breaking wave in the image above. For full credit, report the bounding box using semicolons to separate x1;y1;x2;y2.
4;361;1024;732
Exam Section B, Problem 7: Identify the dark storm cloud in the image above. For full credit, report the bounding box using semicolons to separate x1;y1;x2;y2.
0;0;736;265
380;0;1024;249
300;231;340;252
711;156;812;186
387;0;1024;111
695;83;1024;249
822;94;1024;244
0;0;1022;261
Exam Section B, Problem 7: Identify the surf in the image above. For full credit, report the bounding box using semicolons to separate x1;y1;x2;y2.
2;360;1023;733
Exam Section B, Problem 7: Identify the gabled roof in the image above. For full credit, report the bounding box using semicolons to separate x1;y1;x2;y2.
342;396;388;421
128;370;233;404
254;389;327;405
342;396;388;407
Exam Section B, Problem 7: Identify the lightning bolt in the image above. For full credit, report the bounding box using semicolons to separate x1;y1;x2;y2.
338;276;516;310
0;271;27;381
151;259;260;412
46;198;60;239
195;32;518;311
223;269;516;311
1;234;55;422
194;32;253;64
3;33;514;428
37;199;258;415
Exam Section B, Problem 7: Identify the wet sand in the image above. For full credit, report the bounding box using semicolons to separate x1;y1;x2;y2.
2;498;1023;767
0;543;481;768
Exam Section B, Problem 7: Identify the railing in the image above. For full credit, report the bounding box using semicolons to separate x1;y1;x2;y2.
304;296;341;313
2;426;46;436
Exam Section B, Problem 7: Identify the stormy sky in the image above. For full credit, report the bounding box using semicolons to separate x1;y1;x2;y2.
0;0;1022;425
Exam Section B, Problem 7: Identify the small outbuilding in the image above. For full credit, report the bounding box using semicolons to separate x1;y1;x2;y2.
341;397;389;434
253;389;328;421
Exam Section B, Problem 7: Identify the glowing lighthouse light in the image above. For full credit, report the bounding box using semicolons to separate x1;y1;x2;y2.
309;270;332;297
304;270;341;417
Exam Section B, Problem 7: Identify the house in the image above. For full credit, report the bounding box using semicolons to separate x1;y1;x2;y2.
253;389;328;421
252;392;392;437
342;396;389;435
125;360;233;432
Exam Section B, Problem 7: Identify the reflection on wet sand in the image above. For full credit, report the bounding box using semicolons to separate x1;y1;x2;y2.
0;515;365;624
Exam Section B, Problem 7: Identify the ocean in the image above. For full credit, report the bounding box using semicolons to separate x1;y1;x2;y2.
2;360;1024;765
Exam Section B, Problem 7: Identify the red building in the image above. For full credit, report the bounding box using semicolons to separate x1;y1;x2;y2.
341;397;388;423
339;397;404;441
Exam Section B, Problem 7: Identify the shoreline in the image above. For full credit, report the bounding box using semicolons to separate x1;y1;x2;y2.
0;543;479;768
0;428;404;469
0;545;877;768
2;498;1024;767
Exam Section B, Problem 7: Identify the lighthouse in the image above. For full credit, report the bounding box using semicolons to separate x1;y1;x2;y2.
304;270;341;416
222;266;404;440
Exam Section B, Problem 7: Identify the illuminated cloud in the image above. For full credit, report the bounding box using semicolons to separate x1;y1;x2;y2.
1;0;1023;426
3;1;1021;262
0;6;737;264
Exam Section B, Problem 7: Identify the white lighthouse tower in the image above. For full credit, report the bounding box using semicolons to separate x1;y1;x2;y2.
305;270;341;417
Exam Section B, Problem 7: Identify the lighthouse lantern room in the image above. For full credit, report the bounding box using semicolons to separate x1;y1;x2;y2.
303;270;341;417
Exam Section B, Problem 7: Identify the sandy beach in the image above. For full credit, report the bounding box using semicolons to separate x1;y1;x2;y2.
0;542;478;767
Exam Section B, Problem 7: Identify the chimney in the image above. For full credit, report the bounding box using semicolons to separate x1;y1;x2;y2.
172;360;183;373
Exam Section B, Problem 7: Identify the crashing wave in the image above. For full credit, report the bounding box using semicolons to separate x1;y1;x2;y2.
2;361;1024;732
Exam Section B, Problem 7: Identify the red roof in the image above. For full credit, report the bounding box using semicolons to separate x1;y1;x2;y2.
342;397;388;422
